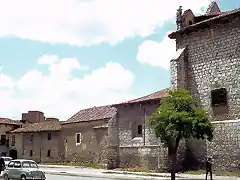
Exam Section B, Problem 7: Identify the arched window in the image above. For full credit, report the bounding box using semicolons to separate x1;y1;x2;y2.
189;21;193;25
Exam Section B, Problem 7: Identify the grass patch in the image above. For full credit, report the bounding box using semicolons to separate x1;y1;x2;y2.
120;167;156;173
184;170;240;177
103;171;168;178
183;170;205;175
44;162;106;169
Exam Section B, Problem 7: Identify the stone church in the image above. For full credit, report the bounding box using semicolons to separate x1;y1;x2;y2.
108;1;240;171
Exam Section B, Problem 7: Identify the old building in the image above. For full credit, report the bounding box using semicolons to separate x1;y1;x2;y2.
0;118;21;157
169;1;240;170
107;88;170;169
61;105;116;164
7;111;64;163
108;1;240;171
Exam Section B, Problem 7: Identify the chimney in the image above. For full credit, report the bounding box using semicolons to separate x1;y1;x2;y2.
21;113;28;121
27;111;45;123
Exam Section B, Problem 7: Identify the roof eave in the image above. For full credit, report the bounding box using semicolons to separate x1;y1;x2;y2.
112;98;163;108
62;117;113;125
169;11;239;39
9;129;61;134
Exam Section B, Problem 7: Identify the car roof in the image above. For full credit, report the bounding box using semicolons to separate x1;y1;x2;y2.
10;159;37;163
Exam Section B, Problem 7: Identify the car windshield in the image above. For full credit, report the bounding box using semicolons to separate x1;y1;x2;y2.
3;157;12;161
22;161;38;168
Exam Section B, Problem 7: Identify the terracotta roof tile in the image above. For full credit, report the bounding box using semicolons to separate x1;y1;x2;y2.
0;118;22;125
113;88;169;106
63;105;117;124
10;120;61;133
169;7;240;39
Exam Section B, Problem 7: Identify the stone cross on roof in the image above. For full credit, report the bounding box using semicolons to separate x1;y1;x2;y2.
176;6;183;30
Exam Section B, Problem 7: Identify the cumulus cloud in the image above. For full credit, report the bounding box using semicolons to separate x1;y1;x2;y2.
0;55;134;120
0;0;210;46
137;32;176;69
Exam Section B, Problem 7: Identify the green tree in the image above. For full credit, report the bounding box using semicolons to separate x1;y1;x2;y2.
149;89;214;180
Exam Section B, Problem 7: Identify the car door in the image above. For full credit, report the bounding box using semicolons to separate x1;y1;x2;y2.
6;161;14;179
12;161;22;179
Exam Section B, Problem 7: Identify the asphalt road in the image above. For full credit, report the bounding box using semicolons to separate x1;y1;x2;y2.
46;174;115;180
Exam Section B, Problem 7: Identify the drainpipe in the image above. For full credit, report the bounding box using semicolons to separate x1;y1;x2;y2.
40;132;42;163
143;106;146;146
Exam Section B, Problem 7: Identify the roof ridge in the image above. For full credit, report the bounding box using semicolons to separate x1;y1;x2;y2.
126;88;169;102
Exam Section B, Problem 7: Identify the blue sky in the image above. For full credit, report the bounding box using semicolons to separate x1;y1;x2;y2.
0;0;238;120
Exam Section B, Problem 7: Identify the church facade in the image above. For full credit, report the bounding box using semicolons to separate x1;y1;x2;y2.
108;2;240;171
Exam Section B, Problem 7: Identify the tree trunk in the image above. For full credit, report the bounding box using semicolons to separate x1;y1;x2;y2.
170;152;177;180
168;138;180;180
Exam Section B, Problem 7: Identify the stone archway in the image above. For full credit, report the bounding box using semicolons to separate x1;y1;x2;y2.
9;149;17;159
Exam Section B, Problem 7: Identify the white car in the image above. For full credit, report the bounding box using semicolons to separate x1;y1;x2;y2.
2;157;12;167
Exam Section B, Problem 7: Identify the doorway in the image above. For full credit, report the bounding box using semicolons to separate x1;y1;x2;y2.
9;149;17;159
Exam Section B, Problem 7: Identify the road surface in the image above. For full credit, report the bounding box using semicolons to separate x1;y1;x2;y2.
46;174;114;180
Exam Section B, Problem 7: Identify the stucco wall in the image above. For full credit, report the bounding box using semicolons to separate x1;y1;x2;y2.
8;133;23;158
0;124;20;156
62;119;109;164
21;131;62;163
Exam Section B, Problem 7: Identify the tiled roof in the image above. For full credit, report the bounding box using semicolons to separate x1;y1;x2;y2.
10;120;61;133
113;88;169;106
169;7;240;39
0;118;22;125
63;105;117;124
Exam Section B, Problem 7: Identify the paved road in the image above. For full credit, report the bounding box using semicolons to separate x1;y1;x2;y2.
45;174;207;180
46;174;115;180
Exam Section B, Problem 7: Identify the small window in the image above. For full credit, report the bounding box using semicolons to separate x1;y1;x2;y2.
30;150;33;157
12;135;16;146
189;20;193;25
76;133;82;145
1;152;6;156
137;125;143;135
30;134;34;142
8;161;14;168
47;150;51;157
211;88;228;107
47;133;51;140
0;135;6;145
14;161;21;168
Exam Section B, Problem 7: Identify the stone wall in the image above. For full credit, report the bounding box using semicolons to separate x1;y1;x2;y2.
171;15;240;170
173;18;240;121
62;119;109;164
109;102;188;170
207;120;240;171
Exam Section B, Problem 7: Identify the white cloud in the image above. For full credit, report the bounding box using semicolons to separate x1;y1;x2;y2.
0;0;210;46
137;32;176;69
0;55;134;120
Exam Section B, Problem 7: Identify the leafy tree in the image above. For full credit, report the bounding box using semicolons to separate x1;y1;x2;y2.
149;89;214;180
